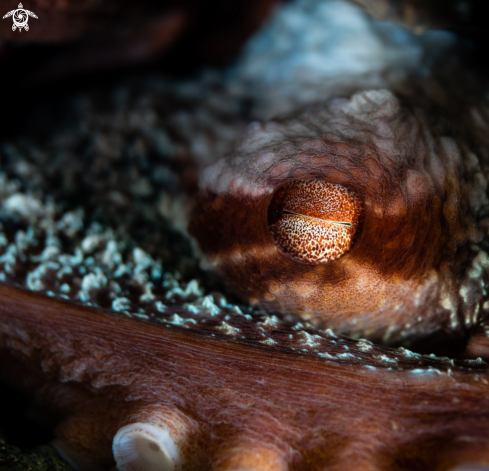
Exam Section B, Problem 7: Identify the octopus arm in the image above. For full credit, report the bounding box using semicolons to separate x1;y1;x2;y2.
1;283;489;470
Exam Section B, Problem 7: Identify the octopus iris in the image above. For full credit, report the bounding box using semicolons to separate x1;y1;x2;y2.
1;1;489;470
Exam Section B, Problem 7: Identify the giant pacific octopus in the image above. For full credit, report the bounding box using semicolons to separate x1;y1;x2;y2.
3;1;489;470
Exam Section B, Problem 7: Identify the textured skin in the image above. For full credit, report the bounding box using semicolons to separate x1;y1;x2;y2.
0;84;489;470
0;6;489;465
1;284;489;471
190;90;489;343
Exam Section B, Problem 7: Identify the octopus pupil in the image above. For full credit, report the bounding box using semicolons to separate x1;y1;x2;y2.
282;210;352;226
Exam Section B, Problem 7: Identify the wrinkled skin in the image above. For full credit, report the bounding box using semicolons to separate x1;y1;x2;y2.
190;89;489;345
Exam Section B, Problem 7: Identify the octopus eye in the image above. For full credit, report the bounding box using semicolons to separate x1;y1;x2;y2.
267;180;362;264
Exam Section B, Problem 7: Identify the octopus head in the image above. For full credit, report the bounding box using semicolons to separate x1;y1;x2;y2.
190;89;486;344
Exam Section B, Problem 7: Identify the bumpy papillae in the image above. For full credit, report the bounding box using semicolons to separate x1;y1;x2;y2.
268;181;362;263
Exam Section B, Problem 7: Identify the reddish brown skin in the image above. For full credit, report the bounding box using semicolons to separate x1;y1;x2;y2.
1;283;489;470
189;91;485;342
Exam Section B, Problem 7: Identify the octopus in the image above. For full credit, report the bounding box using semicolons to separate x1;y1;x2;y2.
2;0;489;470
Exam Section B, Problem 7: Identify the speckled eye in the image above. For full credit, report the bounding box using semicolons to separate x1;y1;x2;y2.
267;180;362;264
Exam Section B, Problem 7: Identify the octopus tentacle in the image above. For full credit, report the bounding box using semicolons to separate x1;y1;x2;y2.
112;405;201;471
464;320;489;361
1;283;489;470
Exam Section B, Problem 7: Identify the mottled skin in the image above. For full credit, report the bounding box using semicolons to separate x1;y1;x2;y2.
190;90;489;344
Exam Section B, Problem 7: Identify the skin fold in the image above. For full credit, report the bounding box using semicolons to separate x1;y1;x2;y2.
1;1;489;470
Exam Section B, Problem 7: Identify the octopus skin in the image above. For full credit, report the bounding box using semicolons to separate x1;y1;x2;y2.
190;89;489;345
2;282;489;471
0;0;279;86
2;3;489;470
1;84;489;471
